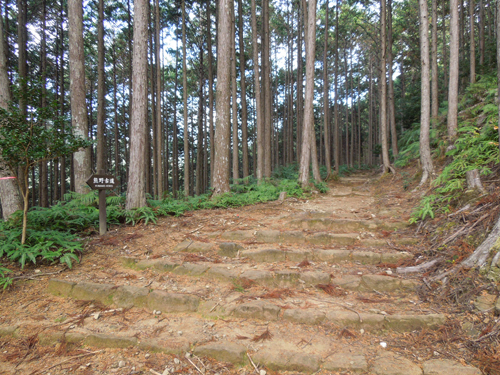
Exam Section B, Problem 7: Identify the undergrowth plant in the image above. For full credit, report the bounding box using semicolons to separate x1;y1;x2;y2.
0;265;13;290
409;74;499;222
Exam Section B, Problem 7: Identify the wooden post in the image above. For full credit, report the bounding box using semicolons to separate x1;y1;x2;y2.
86;171;118;236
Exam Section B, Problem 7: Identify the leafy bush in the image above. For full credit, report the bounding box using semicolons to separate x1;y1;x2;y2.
410;74;499;222
0;265;13;290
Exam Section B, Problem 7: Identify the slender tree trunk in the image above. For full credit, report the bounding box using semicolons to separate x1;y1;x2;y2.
297;2;304;163
470;0;476;84
68;0;91;194
323;0;331;176
379;0;391;173
196;49;205;195
207;0;215;184
333;0;339;172
212;0;231;195
182;0;189;196
431;0;439;119
299;0;320;185
96;0;106;173
418;0;434;186
238;0;249;179
112;43;120;187
479;0;484;65
40;0;48;207
262;0;272;177
172;22;180;198
387;0;398;158
497;0;500;156
231;7;239;184
155;0;163;198
251;0;264;181
447;0;459;142
125;0;148;209
59;1;66;198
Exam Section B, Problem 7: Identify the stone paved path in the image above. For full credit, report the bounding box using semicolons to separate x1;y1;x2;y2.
0;174;483;374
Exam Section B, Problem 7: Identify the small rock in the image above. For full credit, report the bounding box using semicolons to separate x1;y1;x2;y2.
145;353;150;359
260;370;267;375
386;270;393;275
162;369;170;375
178;331;183;336
360;329;365;334
174;358;180;364
34;269;41;273
185;352;191;358
118;360;126;368
380;342;387;348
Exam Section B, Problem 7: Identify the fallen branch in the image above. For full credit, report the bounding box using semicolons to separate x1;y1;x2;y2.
247;352;260;374
397;258;442;274
46;350;102;371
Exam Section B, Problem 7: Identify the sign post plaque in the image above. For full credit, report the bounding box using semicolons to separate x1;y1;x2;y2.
86;171;118;235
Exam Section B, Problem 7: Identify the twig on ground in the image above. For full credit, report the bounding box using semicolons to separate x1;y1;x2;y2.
247;352;260;374
45;350;102;371
186;355;204;374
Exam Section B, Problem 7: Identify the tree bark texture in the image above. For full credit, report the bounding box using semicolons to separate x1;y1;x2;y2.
238;0;249;179
182;0;190;196
418;0;434;186
125;0;148;209
96;0;106;173
212;0;231;195
68;0;91;194
431;0;439;119
379;0;391;173
447;0;459;142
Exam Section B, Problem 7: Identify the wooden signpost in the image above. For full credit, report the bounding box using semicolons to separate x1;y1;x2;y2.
86;171;118;235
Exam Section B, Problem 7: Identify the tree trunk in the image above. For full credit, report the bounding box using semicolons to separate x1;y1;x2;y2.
207;0;215;184
68;0;91;194
418;0;434;186
96;0;106;173
431;0;439;119
323;0;331;176
196;48;205;196
155;0;163;198
212;0;231;195
172;21;180;198
251;0;264;181
0;10;22;220
40;0;48;207
182;0;190;196
497;0;500;156
387;0;398;158
333;0;339;172
125;0;148;209
262;0;272;177
297;2;304;163
238;0;249;179
447;0;459;142
469;0;475;84
298;0;319;186
231;7;239;184
379;0;391;173
479;0;484;65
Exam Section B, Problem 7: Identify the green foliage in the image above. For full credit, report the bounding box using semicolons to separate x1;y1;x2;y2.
0;266;13;290
410;75;499;222
0;221;81;269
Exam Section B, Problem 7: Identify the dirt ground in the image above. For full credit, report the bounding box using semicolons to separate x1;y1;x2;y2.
0;170;496;375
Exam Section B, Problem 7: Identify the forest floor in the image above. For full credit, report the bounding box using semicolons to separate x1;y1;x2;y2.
0;169;497;375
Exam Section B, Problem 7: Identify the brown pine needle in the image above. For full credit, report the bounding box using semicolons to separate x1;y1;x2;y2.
251;328;273;342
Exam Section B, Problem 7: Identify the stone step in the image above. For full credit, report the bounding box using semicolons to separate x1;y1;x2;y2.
213;229;414;246
47;278;441;333
0;325;482;374
121;257;418;293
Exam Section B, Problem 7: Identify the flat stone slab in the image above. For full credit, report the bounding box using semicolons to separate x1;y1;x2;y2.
371;351;422;375
325;310;385;330
307;232;358;246
280;231;306;243
205;265;239;280
0;325;18;337
47;279;76;297
474;294;497;312
172;263;209;275
352;251;381;264
193;342;247;365
84;334;137;349
218;242;244;257
313;249;352;262
381;251;414;263
71;282;115;305
333;275;362;290
285;249;312;262
255;230;280;243
253;349;320;373
360;275;403;292
323;352;368;373
422;359;482;375
239;269;273;284
138;338;190;355
113;285;149;308
147;290;200;312
300;271;331;285
173;240;214;253
384;314;446;331
220;230;255;241
230;300;281;321
241;249;286;262
290;218;376;232
282;309;326;324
